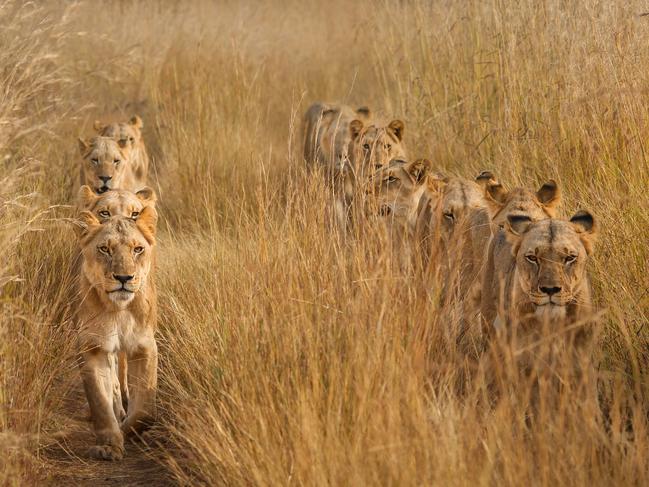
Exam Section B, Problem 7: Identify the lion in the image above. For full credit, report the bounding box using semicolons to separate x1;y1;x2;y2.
74;208;158;461
414;171;497;334
362;158;433;264
364;158;433;234
479;180;561;331
303;102;372;227
497;210;597;336
78;185;157;221
348;118;406;181
78;136;144;194
94;115;149;185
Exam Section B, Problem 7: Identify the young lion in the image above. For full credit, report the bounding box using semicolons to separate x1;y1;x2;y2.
74;209;158;461
94;115;150;185
479;180;561;331
78;136;141;194
498;210;597;335
78;185;157;222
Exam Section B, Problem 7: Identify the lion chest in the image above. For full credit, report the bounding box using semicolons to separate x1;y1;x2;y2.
80;309;149;354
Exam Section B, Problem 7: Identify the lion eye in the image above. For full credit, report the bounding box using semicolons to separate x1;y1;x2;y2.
134;246;144;254
91;158;99;165
98;210;110;218
443;212;454;222
114;159;121;165
385;176;398;184
386;144;392;150
98;245;110;254
525;254;538;264
363;143;370;151
129;136;135;143
131;211;140;219
565;254;577;264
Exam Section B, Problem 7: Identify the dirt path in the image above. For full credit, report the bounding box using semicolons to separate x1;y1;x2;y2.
39;386;174;486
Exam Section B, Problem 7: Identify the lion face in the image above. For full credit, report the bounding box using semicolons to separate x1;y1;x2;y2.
94;115;144;154
348;119;405;177
428;173;495;248
78;185;156;222
365;158;431;228
506;211;596;319
76;208;157;309
485;180;560;228
78;137;131;194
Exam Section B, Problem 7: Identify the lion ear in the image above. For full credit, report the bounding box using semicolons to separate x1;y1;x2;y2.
356;106;371;120
78;185;99;210
93;120;105;133
74;211;101;241
406;158;432;184
129;115;143;129
475;170;497;187
349;119;364;141
135;187;157;205
537;180;560;213
426;171;448;194
78;138;90;156
136;206;158;244
483;182;508;218
387;119;404;141
570;210;597;255
504;214;532;251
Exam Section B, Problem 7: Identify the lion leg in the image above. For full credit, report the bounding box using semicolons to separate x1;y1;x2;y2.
121;337;158;436
80;348;125;461
118;351;129;413
109;353;126;423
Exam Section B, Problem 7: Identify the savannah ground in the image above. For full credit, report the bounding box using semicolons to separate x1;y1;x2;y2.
1;0;648;485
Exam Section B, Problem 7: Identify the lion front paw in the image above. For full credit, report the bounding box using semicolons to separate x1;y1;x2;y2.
88;443;124;461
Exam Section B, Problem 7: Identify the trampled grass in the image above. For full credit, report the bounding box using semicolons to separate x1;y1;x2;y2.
1;0;648;485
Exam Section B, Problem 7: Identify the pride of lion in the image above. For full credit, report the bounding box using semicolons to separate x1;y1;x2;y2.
70;104;597;461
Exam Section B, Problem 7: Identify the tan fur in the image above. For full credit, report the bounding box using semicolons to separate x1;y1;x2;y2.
78;136;144;194
497;211;597;339
94;115;150;186
479;181;561;330
74;208;158;461
78;185;157;221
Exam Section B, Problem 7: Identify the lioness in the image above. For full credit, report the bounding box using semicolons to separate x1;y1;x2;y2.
364;158;432;234
363;158;433;263
414;171;497;332
95;115;149;185
78;136;142;194
75;209;158;461
498;210;597;334
479;180;560;330
348;118;406;180
78;185;157;222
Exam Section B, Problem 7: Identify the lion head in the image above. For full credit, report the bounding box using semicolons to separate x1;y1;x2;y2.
78;185;156;222
424;171;496;250
75;208;157;309
484;179;560;228
505;210;597;322
94;115;144;154
348;119;406;179
364;158;432;230
78;136;131;194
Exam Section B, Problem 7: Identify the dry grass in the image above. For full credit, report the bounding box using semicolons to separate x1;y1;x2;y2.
1;0;648;485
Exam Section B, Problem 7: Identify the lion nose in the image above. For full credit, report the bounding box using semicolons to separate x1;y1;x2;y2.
99;176;112;184
540;286;562;296
113;274;133;284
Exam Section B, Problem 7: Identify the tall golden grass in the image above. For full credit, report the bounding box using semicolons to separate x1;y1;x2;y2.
1;0;648;485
